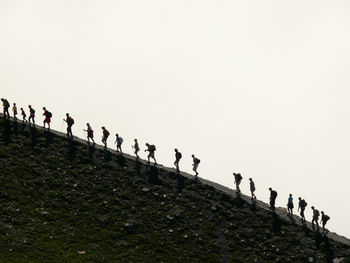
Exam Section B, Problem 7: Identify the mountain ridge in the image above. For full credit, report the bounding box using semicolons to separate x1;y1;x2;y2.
1;114;350;262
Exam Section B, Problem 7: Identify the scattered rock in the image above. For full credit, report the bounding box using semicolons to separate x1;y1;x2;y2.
142;188;150;192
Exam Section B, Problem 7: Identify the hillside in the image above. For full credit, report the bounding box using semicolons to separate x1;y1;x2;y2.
0;117;350;263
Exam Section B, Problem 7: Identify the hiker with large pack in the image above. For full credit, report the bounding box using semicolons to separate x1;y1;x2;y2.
287;194;294;217
115;133;123;154
233;173;243;194
269;187;278;212
84;123;95;144
249;178;256;200
28;105;36;125
64;113;74;139
174;148;182;172
42;107;52;129
101;126;110;147
311;206;320;230
1;98;10;118
145;143;157;165
132;139;140;159
320;211;330;233
298;197;307;222
192;154;200;179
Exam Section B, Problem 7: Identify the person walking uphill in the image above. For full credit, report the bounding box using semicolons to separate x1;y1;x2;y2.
320;211;330;233
84;123;95;144
42;107;52;129
101;127;110;148
1;98;10;118
311;206;320;230
287;194;294;217
28;105;35;125
233;173;242;194
249;178;256;200
298;197;307;223
12;103;18;120
174;148;182;172
115;134;123;154
133;139;140;159
64;113;74;139
269;187;278;212
192;154;200;179
20;108;27;122
145;143;157;165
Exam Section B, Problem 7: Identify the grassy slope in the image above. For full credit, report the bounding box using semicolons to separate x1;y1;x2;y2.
0;118;350;263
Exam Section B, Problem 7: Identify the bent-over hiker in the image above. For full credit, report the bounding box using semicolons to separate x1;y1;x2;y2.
145;143;157;165
101;126;110;148
192;154;200;178
84;123;95;144
1;98;10;118
249;178;256;199
174;148;182;172
311;206;320;230
233;173;242;193
320;211;330;233
43;107;52;129
269;187;277;212
298;197;307;222
115;134;123;154
64;113;74;139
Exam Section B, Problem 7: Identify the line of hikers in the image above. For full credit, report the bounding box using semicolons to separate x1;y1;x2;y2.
1;99;202;177
2;98;330;233
234;173;330;233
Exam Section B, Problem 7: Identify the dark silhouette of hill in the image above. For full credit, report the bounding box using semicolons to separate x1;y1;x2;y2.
0;116;350;263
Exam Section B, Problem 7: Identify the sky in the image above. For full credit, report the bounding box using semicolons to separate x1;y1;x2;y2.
1;0;350;238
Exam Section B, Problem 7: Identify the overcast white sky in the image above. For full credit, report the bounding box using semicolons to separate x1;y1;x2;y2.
1;0;350;238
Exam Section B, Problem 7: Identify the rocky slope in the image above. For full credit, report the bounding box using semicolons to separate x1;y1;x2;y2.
0;117;350;263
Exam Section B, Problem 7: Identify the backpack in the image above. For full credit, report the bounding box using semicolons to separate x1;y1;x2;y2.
236;173;242;181
315;210;320;217
150;145;156;151
176;152;182;159
47;111;52;118
67;116;74;126
194;158;200;164
4;100;9;108
324;215;330;221
105;130;110;137
31;108;35;114
302;200;307;208
118;137;123;144
271;190;277;199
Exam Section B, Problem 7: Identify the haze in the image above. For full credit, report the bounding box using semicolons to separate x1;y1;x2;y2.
1;0;349;238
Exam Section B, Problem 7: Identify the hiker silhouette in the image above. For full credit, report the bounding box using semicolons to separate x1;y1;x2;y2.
298;197;307;223
249;178;256;200
174;148;182;172
233;173;242;194
64;113;74;139
1;98;10;119
269;187;277;212
145;143;157;165
287;194;294;218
